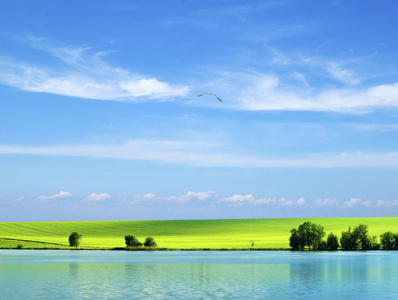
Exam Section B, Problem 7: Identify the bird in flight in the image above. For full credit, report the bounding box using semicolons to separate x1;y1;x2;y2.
197;92;222;102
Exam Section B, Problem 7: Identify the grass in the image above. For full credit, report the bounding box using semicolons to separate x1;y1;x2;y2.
1;217;398;250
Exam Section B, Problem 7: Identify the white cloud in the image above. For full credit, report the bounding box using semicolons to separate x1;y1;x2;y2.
25;189;398;214
234;72;398;113
38;190;72;200
167;191;217;202
278;197;306;206
360;199;398;208
219;194;304;205
0;39;189;101
185;191;217;200
2;38;398;113
314;198;337;206
343;198;361;208
86;193;112;202
376;200;398;208
143;193;156;200
221;194;257;203
119;78;188;98
195;58;395;112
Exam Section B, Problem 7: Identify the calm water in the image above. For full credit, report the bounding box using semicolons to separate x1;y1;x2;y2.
1;250;398;299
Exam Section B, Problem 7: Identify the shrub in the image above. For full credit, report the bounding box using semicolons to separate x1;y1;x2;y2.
125;235;142;247
380;232;398;250
144;237;157;247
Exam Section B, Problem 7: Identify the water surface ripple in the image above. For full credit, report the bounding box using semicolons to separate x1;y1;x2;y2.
1;250;398;299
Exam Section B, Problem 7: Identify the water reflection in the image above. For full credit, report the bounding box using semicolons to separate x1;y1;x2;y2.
1;251;398;299
122;263;292;298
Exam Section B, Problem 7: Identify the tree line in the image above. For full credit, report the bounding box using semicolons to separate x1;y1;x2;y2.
289;221;398;251
125;235;157;248
68;232;157;248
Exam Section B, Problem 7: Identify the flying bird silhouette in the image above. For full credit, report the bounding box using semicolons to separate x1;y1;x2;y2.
197;92;222;102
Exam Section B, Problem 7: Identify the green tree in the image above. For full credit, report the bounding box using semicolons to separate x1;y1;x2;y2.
297;222;313;250
353;224;369;250
380;232;396;250
289;228;302;251
144;237;157;247
394;234;398;250
326;232;339;250
340;226;357;250
309;223;326;250
125;235;142;247
367;236;380;250
352;224;379;250
340;224;378;250
289;222;325;251
318;240;327;250
69;232;82;248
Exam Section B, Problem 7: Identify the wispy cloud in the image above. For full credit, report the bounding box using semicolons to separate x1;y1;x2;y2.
2;140;398;168
2;36;398;113
220;71;398;113
37;190;72;201
344;123;398;132
197;47;398;113
0;37;189;101
323;61;360;85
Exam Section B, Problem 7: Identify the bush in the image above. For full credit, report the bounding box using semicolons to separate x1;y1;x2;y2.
125;235;142;247
144;237;157;247
380;232;398;250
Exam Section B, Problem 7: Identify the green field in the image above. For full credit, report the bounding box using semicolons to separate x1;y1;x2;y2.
1;217;397;250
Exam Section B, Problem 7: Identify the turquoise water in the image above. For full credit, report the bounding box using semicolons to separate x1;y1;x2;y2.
1;250;398;299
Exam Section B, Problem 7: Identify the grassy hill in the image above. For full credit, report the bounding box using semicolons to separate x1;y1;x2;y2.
1;217;398;249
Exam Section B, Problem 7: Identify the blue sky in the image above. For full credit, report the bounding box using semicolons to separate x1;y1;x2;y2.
1;0;398;221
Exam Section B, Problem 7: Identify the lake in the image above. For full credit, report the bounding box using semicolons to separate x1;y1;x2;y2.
1;250;398;299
